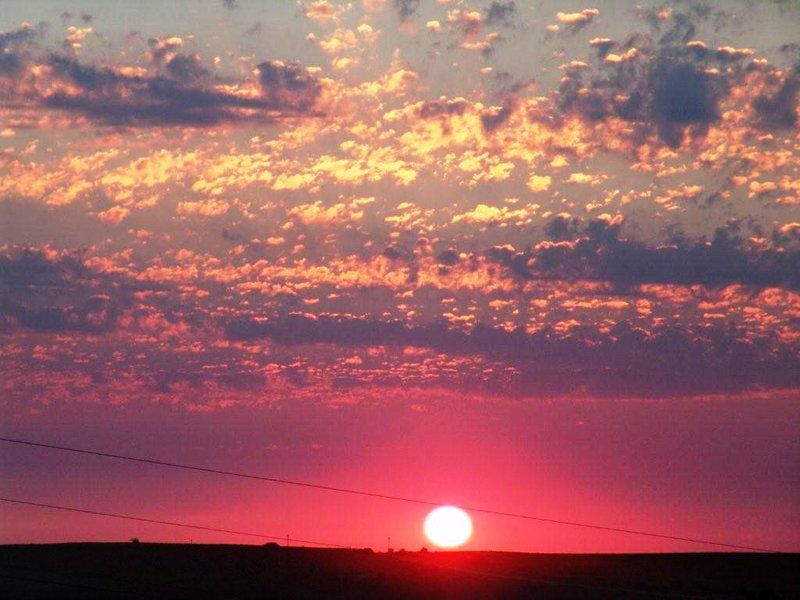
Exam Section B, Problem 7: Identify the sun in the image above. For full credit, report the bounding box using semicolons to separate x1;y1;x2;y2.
423;506;473;548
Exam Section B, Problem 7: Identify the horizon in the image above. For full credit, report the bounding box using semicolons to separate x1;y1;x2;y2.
1;0;799;556
5;540;797;555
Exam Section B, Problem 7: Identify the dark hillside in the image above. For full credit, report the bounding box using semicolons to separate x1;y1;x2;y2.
0;543;797;599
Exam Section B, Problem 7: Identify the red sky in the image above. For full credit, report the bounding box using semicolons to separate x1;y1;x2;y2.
1;0;799;552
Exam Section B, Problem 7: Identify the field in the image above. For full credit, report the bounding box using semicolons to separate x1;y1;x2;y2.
1;543;797;599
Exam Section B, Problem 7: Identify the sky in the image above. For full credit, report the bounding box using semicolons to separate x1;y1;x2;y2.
1;0;799;553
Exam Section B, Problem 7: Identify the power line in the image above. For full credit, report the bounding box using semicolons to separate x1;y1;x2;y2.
0;499;694;600
0;436;782;553
0;528;692;600
0;497;349;548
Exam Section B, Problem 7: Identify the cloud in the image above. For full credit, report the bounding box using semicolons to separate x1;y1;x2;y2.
487;217;800;290
0;245;204;342
485;1;517;27
0;24;36;49
42;54;261;125
393;0;419;21
527;174;552;192
459;32;501;56
64;26;92;52
555;10;742;147
480;103;513;131
647;58;725;147
177;199;230;217
0;24;37;77
164;54;209;84
0;48;322;127
543;214;582;240
451;203;530;224
257;60;322;112
318;25;378;54
147;35;184;65
753;64;799;130
556;8;599;33
589;37;615;58
2;2;798;409
0;248;126;333
288;200;364;225
97;205;130;225
416;97;469;118
224;313;800;397
447;9;485;38
305;1;342;24
444;3;515;56
3;235;797;400
0;247;91;287
2;294;119;333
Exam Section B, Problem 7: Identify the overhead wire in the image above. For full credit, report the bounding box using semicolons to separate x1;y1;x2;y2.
0;497;349;548
0;436;782;553
1;499;697;599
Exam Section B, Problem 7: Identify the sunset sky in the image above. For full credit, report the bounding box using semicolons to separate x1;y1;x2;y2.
1;0;799;553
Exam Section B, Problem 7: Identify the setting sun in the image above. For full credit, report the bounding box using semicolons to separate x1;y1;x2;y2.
423;506;473;549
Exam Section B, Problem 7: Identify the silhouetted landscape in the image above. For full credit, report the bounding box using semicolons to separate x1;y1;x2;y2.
1;543;798;599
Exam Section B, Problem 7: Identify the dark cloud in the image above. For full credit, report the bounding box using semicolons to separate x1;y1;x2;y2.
3;243;797;399
543;214;582;241
1;295;118;334
393;0;419;21
0;25;36;48
485;1;517;27
556;11;738;147
639;3;726;41
257;60;321;112
0;25;36;76
753;64;799;129
589;37;616;59
147;36;183;66
649;58;724;147
42;54;264;125
556;76;605;122
0;249;124;334
0;51;26;80
382;246;402;260
1;49;321;127
0;245;199;341
0;247;90;287
165;54;209;84
416;98;468;118
444;6;511;58
488;217;800;290
657;11;696;44
246;21;263;36
480;102;515;132
224;313;800;397
436;249;459;266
